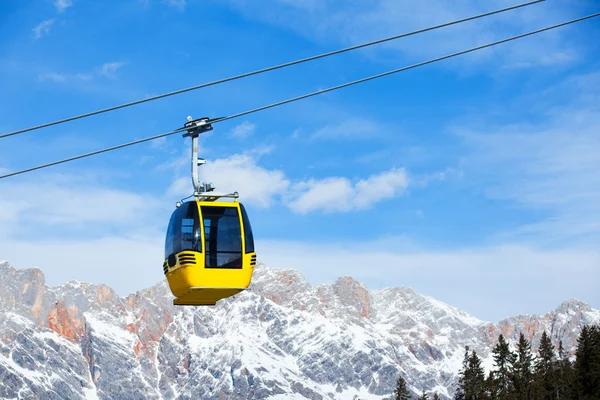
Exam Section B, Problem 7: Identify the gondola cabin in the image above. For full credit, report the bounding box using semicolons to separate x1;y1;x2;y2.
163;199;256;305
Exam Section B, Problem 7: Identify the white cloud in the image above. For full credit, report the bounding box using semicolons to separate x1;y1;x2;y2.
311;118;384;140
291;128;302;139
1;236;164;296
458;72;600;246
411;167;460;187
0;167;179;290
223;0;586;70
167;176;191;198
0;173;171;294
38;61;126;84
229;121;256;138
0;180;165;237
167;150;409;213
169;154;290;208
54;0;73;12
38;72;93;83
202;154;289;207
32;19;55;39
505;51;576;69
166;0;186;10
98;62;126;78
289;177;354;212
150;136;168;149
288;168;407;213
38;72;67;83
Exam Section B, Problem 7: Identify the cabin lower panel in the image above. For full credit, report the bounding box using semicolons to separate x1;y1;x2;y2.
173;288;244;306
165;251;255;299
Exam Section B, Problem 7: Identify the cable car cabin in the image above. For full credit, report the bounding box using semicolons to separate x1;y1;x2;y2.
163;199;256;306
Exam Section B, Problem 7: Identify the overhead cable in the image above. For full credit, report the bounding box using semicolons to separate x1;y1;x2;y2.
1;10;598;180
0;0;545;140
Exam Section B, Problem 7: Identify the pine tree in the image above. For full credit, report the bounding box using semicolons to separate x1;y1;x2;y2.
556;340;576;400
433;393;441;400
458;347;487;399
492;334;516;399
394;375;412;400
468;350;487;399
485;370;498;399
574;325;600;399
454;387;466;400
418;390;429;400
512;332;534;400
456;347;469;400
534;330;556;400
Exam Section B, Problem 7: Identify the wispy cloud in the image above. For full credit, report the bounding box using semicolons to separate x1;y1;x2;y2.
223;0;589;70
2;237;165;296
0;172;596;320
38;72;93;83
411;167;461;187
168;150;409;213
169;153;290;207
38;61;126;84
311;118;384;141
0;180;163;233
166;0;186;10
504;51;576;69
150;136;169;149
32;19;55;39
54;0;73;12
229;121;256;138
458;72;600;246
289;168;408;213
98;62;126;78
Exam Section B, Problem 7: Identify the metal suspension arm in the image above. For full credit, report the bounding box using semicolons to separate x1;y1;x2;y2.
181;117;239;202
183;117;214;194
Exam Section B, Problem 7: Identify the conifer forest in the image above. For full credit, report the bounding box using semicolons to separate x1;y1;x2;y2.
393;325;600;400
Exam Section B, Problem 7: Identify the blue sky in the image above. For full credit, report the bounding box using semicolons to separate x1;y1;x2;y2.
0;0;599;321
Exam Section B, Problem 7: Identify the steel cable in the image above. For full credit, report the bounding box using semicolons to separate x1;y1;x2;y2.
1;10;598;180
0;0;544;139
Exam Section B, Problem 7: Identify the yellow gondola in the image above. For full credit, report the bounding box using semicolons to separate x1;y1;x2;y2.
163;117;256;306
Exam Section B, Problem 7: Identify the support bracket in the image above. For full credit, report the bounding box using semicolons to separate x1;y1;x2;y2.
180;117;238;202
182;117;214;195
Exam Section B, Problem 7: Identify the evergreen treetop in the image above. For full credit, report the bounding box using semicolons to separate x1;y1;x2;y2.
457;347;486;400
574;325;600;398
512;332;534;400
394;375;412;400
492;334;516;398
535;330;556;400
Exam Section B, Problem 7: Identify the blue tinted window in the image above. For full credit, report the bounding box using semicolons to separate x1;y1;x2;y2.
201;206;242;269
165;202;201;259
240;203;255;253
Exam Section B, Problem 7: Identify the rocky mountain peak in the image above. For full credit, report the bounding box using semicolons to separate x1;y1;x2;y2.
556;298;591;313
0;261;598;400
327;275;374;320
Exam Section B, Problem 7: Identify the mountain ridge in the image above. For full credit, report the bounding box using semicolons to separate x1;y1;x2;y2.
1;260;598;399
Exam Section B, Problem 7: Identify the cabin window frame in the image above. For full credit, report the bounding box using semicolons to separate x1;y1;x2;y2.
239;203;255;254
200;205;243;269
164;201;202;259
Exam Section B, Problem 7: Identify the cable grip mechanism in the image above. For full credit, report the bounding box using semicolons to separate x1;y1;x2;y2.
183;117;214;196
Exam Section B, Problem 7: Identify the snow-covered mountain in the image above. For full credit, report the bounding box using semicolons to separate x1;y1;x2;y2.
1;260;598;399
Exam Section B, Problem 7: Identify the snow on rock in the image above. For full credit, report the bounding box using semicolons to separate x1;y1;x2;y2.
0;261;598;399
